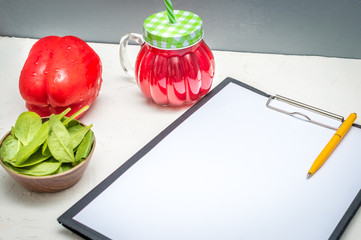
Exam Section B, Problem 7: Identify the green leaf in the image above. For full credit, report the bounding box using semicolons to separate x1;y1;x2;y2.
0;134;21;163
14;121;50;166
48;115;75;163
65;119;80;128
12;147;51;167
14;111;42;146
8;158;61;176
68;124;93;149
42;138;51;156
10;127;16;137
75;130;94;162
56;163;73;174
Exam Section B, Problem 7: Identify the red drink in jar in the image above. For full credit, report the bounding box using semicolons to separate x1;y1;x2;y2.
120;9;215;106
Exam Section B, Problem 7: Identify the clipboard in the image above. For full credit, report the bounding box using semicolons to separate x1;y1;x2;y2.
58;77;361;240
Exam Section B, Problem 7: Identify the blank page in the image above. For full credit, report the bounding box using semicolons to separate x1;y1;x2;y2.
73;81;361;240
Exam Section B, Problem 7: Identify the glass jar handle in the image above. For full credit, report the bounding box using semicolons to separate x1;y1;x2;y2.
119;33;144;78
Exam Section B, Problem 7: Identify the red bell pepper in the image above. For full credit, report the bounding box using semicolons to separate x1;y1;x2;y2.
19;36;102;117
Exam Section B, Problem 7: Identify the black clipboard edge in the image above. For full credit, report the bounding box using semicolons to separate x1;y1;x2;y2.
58;77;361;240
329;189;361;240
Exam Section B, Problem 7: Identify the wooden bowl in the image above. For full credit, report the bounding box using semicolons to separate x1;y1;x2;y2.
0;120;95;193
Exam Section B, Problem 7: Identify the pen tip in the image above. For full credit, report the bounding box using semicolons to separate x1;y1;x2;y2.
307;173;312;179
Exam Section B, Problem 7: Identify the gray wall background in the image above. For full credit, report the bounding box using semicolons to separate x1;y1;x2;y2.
1;0;361;59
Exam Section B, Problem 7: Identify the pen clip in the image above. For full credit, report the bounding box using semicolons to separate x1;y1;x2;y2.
266;95;344;131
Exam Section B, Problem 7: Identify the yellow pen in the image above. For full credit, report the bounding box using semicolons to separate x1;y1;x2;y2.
307;113;357;178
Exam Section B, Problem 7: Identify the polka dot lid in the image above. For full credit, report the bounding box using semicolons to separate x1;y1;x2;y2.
143;10;203;49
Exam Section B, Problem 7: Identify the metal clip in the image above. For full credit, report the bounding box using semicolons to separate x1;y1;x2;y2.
266;95;344;131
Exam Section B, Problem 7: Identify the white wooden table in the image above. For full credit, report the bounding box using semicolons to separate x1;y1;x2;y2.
0;37;360;239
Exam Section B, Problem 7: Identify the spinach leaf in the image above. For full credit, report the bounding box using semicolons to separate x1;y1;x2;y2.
56;163;73;174
68;124;93;149
14;121;50;166
65;119;80;128
42;139;51;156
0;134;21;164
14;111;42;146
39;109;69;157
8;158;61;176
13;147;51;167
47;115;75;163
75;130;94;162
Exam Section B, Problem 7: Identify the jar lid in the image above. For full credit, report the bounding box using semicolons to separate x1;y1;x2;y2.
143;10;203;49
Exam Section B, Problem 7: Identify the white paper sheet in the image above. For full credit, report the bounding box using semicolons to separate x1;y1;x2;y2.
73;82;361;240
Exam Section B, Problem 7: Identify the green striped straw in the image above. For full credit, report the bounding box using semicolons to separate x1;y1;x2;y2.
164;0;176;24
